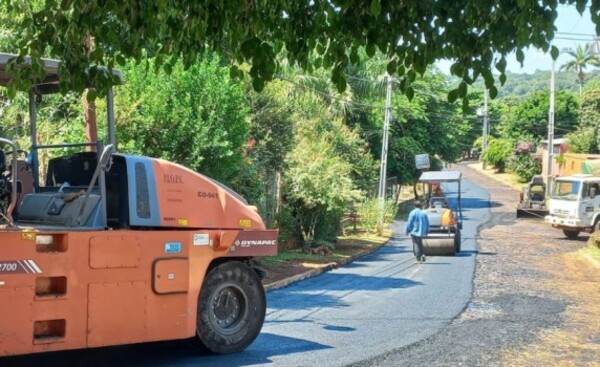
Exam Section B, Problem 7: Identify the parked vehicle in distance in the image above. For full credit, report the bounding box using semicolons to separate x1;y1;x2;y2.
544;174;600;239
516;175;549;219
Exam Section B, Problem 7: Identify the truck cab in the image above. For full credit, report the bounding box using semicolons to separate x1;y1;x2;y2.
544;174;600;239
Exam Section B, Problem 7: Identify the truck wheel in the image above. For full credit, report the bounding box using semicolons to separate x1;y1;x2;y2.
593;219;600;234
562;229;580;240
193;261;266;354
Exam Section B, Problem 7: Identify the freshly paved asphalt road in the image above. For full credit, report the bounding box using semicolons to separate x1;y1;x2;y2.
1;177;490;367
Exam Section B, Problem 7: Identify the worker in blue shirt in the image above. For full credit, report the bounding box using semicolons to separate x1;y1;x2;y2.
405;200;430;263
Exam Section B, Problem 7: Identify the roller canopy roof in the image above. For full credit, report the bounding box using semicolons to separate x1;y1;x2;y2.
418;171;462;182
0;52;122;94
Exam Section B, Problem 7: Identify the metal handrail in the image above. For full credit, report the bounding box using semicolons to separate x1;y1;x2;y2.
75;144;114;226
34;142;99;149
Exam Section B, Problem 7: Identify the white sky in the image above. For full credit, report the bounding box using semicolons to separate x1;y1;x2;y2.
436;5;598;74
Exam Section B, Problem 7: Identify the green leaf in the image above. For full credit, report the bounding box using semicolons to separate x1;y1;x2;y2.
489;85;498;99
407;68;416;82
369;0;382;16
86;89;97;102
448;89;459;103
516;49;524;64
495;57;507;73
241;38;258;58
576;0;586;14
482;69;494;89
396;65;405;77
366;44;376;57
499;73;507;86
405;86;414;101
315;58;322;69
116;54;126;66
252;77;265;92
229;65;240;80
458;81;467;97
335;74;347;93
550;46;559;60
450;62;463;77
350;49;360;65
516;0;527;8
386;59;397;75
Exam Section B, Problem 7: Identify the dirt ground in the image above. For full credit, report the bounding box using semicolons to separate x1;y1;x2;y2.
260;231;392;287
463;164;600;366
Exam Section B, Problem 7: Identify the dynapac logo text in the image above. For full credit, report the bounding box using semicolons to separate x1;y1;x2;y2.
164;174;183;184
235;240;277;247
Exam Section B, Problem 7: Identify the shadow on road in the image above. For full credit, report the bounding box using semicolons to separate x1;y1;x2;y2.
460;197;502;209
267;273;422;311
0;332;333;367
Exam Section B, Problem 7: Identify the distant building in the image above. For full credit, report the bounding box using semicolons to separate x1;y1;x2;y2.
539;138;569;179
561;152;600;176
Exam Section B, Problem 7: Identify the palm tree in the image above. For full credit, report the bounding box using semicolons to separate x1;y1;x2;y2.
560;43;600;97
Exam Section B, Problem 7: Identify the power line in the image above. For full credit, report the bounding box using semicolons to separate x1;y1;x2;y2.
556;32;598;37
558;2;591;10
555;36;597;41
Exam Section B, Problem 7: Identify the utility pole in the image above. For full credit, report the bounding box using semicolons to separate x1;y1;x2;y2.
547;59;556;197
377;75;393;233
482;89;489;169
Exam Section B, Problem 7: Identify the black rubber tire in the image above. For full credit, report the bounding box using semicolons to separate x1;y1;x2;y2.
593;219;600;234
563;229;580;240
193;261;266;354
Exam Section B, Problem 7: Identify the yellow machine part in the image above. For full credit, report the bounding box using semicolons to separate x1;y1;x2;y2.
441;209;456;226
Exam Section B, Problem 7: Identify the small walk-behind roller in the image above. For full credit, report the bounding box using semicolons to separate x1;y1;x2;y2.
417;171;463;256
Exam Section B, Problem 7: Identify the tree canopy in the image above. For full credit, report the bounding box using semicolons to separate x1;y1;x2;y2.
497;90;579;140
2;1;599;100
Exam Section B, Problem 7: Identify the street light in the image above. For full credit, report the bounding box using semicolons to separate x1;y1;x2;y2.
476;89;489;169
376;75;393;234
546;48;572;197
547;58;555;198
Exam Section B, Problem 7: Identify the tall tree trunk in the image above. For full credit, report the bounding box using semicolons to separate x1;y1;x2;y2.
84;94;97;152
84;34;97;152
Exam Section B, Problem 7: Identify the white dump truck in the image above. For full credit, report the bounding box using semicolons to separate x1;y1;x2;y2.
544;174;600;239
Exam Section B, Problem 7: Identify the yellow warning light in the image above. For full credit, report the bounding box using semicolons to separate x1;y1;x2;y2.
177;218;189;226
21;232;36;241
239;219;252;228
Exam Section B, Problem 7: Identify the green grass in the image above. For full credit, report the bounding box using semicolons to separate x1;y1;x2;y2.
395;199;414;220
582;244;600;261
259;250;344;266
